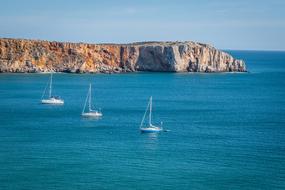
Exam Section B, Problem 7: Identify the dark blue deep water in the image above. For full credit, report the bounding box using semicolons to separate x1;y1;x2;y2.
0;51;285;189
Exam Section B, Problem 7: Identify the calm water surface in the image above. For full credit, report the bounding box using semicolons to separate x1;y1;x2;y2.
0;51;285;189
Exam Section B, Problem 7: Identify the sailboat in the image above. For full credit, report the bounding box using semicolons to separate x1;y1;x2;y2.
41;73;64;105
81;84;102;117
140;96;163;133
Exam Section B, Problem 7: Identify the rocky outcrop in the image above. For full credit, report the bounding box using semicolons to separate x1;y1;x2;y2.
0;38;246;73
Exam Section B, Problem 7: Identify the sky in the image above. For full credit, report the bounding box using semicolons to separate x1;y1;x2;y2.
0;0;284;50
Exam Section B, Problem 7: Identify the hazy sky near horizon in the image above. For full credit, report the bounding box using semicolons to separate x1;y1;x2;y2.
0;0;284;50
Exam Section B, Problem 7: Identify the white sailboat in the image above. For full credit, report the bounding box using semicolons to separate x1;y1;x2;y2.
140;96;163;133
81;84;102;117
41;73;64;105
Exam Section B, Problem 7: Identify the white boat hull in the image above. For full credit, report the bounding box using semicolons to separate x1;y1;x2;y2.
41;98;64;105
140;126;162;133
81;111;102;118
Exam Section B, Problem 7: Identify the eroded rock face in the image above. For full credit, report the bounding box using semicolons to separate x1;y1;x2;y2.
0;38;246;73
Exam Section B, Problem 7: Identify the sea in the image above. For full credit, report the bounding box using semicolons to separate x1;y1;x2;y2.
0;50;285;190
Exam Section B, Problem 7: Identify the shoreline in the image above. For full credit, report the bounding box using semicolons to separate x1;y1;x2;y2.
0;70;248;75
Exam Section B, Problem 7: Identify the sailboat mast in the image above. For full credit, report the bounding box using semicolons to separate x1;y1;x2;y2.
49;73;52;98
82;85;89;114
140;97;150;129
149;96;152;125
88;84;91;111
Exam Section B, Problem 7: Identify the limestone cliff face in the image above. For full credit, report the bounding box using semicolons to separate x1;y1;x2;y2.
0;38;246;73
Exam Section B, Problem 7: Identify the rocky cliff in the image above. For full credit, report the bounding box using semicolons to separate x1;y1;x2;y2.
0;38;246;73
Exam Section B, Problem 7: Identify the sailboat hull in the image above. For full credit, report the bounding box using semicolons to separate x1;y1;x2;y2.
140;126;162;133
81;112;102;117
41;98;64;105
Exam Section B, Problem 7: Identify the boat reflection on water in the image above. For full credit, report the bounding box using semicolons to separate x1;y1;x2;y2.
145;131;159;139
140;130;159;150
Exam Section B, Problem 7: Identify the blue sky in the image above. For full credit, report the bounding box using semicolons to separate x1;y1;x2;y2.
0;0;284;50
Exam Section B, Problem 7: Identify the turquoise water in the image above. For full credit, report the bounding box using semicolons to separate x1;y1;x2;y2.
0;51;285;189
